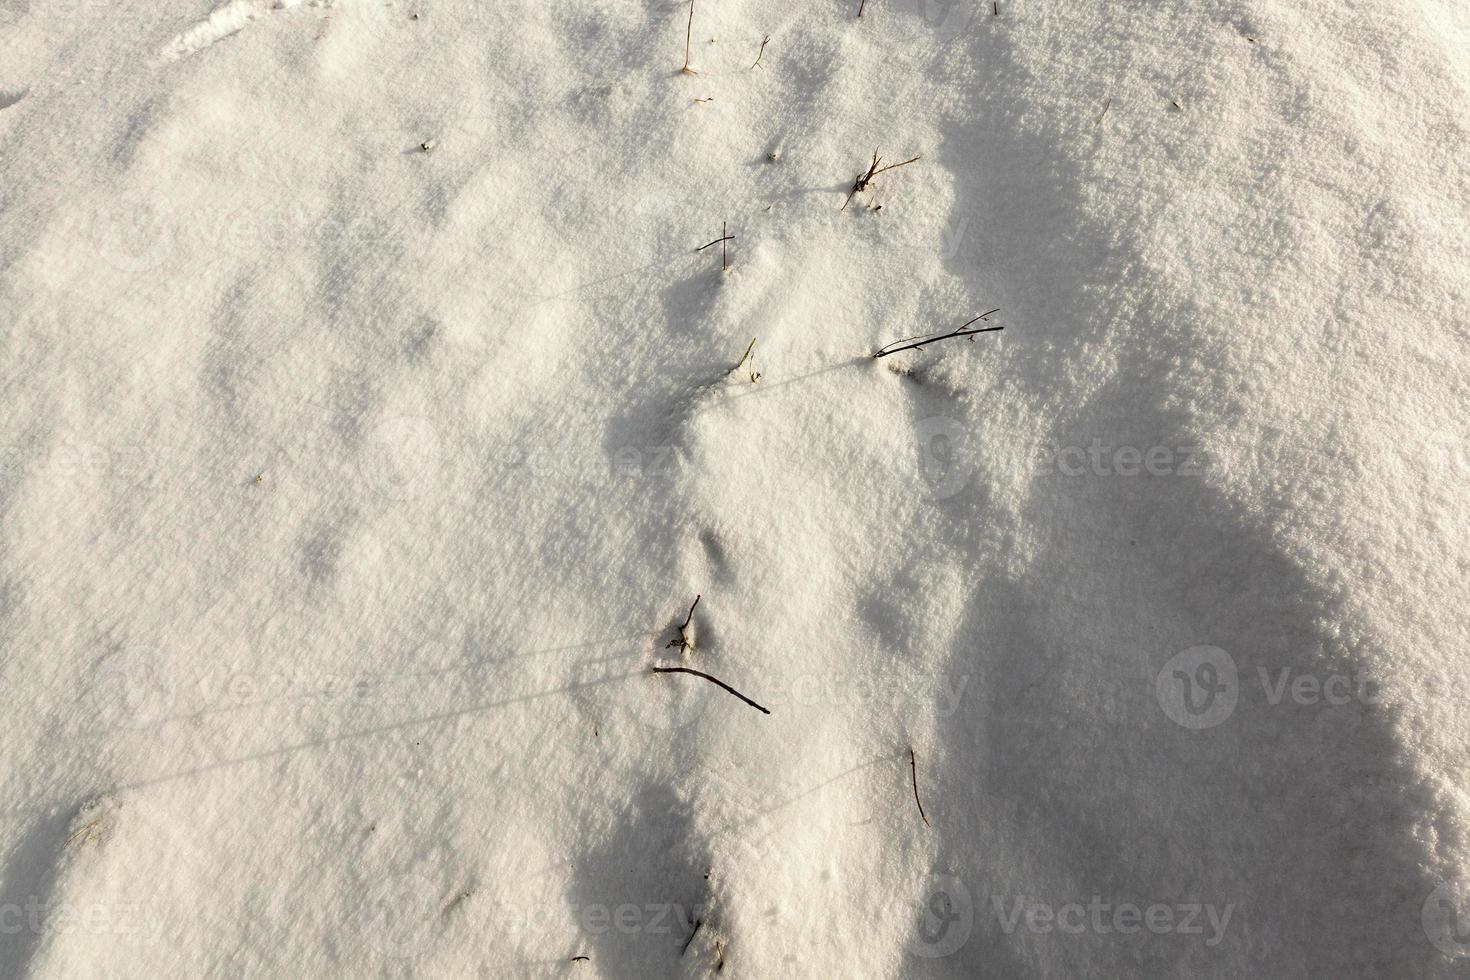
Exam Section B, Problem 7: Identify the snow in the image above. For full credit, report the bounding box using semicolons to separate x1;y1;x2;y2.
1;0;1468;975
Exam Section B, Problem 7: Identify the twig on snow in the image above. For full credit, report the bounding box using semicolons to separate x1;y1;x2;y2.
666;594;701;651
751;34;770;69
682;0;698;73
696;225;735;270
681;918;703;955
730;337;760;382
841;149;921;211
873;310;1003;358
651;666;771;714
909;748;931;828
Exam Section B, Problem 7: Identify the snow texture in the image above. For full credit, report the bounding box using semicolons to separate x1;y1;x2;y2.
1;0;1468;976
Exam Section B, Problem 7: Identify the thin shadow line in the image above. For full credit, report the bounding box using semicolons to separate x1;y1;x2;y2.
110;671;643;795
710;751;901;838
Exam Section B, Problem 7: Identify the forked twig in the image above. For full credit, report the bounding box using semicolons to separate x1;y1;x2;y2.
666;594;701;651
751;35;770;69
651;666;771;714
730;337;760;382
842;150;921;210
874;311;1003;358
909;748;931;828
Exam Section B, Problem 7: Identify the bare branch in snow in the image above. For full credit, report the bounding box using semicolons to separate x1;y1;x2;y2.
651;666;771;714
842;149;920;211
874;311;1003;358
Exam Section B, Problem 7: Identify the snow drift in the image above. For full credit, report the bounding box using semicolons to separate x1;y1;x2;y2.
0;0;1467;975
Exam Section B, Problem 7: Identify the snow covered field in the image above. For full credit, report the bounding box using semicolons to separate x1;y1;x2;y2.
1;0;1468;975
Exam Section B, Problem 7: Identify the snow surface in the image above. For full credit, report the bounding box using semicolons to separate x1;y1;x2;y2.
1;0;1469;975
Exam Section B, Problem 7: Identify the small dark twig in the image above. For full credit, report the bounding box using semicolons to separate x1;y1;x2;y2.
909;748;931;828
696;229;734;266
652;666;771;714
751;35;770;69
874;311;1003;358
571;955;590;962
857;0;867;16
696;227;733;270
681;918;703;955
682;0;697;73
1096;97;1111;126
666;594;701;651
842;150;921;210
